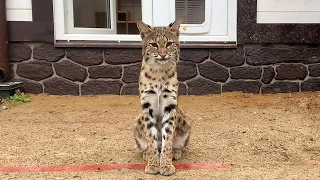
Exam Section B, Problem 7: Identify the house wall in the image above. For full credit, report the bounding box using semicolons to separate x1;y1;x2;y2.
6;0;32;21
7;0;53;42
7;43;320;95
5;0;320;95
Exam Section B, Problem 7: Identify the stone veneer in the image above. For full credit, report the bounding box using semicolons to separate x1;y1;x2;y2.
7;43;320;95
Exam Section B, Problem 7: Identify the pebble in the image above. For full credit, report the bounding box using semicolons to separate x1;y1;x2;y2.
1;106;8;110
54;178;65;180
118;168;129;173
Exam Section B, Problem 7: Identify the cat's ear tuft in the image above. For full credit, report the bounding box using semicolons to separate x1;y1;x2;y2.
169;18;182;35
137;21;152;39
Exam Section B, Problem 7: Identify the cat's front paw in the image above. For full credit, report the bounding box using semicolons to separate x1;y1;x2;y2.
145;164;159;174
160;165;175;176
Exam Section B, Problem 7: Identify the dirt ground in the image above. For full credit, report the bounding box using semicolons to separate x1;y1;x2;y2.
0;92;320;180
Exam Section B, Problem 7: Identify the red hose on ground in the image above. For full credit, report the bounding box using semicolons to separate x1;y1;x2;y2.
0;162;318;173
0;163;232;172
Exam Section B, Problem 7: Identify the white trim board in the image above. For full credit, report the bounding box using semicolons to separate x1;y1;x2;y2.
6;10;33;21
6;0;32;21
257;0;320;23
258;12;320;24
6;0;32;9
258;0;320;12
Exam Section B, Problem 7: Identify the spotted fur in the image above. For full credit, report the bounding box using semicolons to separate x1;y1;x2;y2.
134;19;191;176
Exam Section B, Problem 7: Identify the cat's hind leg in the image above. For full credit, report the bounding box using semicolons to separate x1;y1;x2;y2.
172;108;191;160
134;113;148;161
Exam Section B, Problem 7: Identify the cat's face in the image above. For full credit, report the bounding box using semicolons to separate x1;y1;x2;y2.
137;19;181;64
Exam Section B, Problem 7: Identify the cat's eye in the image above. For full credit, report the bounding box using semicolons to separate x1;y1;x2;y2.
166;42;173;47
150;43;158;48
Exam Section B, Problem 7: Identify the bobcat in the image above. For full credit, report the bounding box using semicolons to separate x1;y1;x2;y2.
134;19;191;176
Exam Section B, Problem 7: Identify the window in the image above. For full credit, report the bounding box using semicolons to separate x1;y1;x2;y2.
53;0;237;45
176;0;205;24
66;0;117;34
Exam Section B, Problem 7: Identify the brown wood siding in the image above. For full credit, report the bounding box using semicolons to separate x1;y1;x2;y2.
8;0;54;42
8;21;53;42
237;0;320;43
32;0;53;22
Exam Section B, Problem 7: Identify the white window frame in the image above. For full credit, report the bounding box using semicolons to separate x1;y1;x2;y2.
53;0;237;43
65;0;117;34
168;0;212;34
54;0;152;41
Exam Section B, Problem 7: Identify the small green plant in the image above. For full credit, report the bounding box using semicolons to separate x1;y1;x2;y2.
10;92;31;102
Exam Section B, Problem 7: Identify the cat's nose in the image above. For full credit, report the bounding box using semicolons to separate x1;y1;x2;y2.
160;52;167;58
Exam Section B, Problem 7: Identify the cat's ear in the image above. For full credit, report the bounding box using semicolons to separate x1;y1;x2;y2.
137;21;152;39
169;18;182;35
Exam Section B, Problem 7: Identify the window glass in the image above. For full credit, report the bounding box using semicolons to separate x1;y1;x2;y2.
176;0;205;24
73;0;141;34
73;0;111;28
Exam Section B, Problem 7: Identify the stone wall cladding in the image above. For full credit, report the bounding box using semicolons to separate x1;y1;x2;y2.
7;43;320;95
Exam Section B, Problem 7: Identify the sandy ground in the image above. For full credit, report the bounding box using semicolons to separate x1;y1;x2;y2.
0;92;320;180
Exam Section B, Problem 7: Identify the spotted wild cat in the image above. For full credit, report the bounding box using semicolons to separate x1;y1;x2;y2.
134;19;191;176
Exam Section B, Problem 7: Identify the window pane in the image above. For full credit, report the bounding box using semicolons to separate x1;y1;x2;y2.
176;0;205;24
73;0;111;28
117;0;141;34
73;0;141;34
